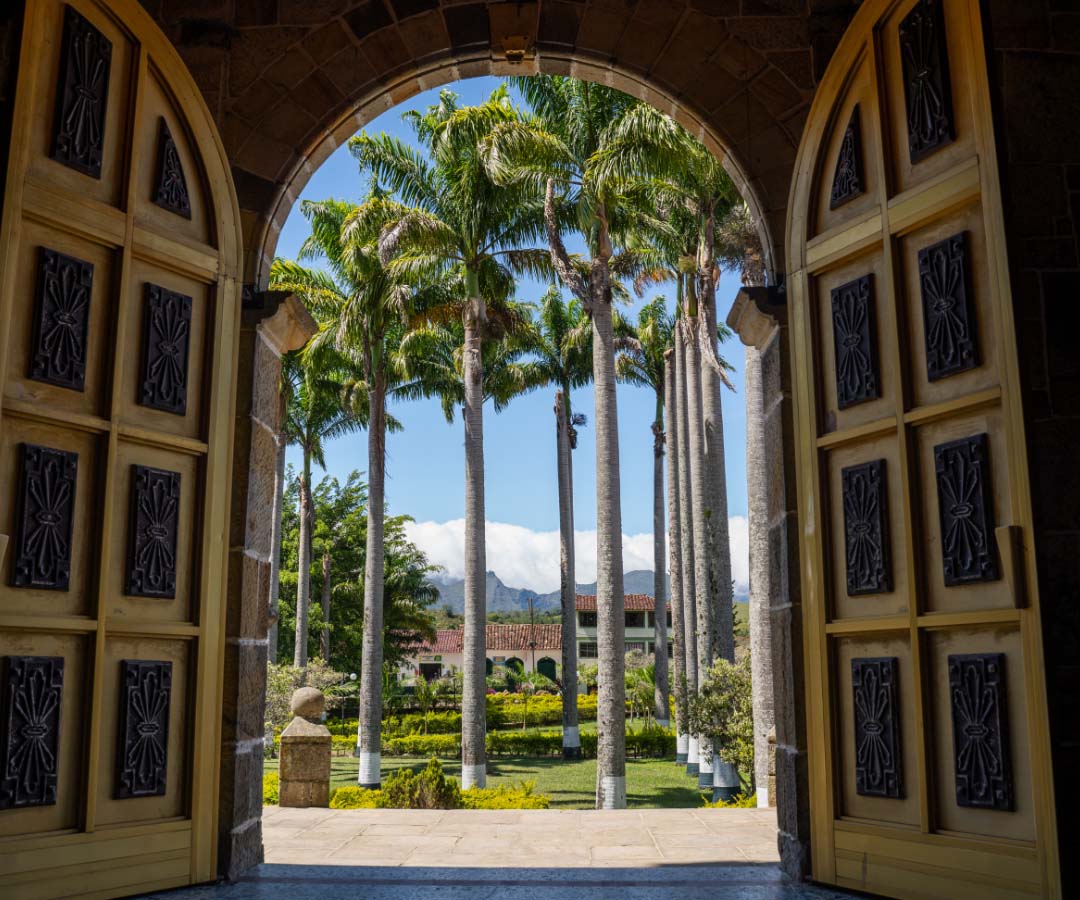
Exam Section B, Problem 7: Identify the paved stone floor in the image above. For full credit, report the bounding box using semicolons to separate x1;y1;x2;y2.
148;808;860;899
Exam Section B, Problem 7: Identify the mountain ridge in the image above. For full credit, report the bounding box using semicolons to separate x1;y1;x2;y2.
431;569;747;614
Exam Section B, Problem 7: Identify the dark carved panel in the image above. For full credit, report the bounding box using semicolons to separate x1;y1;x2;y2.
948;653;1013;810
126;465;180;599
139;284;192;415
831;274;879;409
51;4;112;178
852;657;903;799
830;105;864;210
116;660;171;798
31;247;93;391
842;459;892;596
0;656;64;809
152;119;191;219
934;433;999;586
11;444;78;591
919;231;978;381
899;0;955;163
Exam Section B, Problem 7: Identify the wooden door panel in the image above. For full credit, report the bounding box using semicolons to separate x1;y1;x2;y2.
787;0;1059;895
0;1;241;895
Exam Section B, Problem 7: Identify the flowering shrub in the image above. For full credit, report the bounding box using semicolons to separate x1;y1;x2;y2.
263;772;279;805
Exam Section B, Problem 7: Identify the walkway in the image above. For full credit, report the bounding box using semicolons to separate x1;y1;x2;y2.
148;808;859;899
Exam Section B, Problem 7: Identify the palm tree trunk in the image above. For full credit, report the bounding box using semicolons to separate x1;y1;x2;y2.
267;423;287;664
675;320;699;775
320;551;331;662
357;373;386;788
592;289;627;810
685;313;715;790
651;394;670;727
664;350;688;763
746;344;775;806
293;451;313;668
556;390;580;758
702;285;734;665
461;296;487;789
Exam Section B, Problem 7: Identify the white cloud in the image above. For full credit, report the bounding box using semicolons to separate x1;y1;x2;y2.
404;516;750;596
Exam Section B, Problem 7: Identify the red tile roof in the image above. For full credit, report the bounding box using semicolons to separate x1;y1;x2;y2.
575;593;666;611
413;624;563;655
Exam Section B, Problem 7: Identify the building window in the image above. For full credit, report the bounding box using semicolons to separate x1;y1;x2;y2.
668;642;674;658
666;611;672;628
625;611;645;629
626;641;646;654
579;642;598;658
579;611;597;628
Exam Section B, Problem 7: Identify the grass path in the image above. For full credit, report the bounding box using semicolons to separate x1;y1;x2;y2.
264;755;710;809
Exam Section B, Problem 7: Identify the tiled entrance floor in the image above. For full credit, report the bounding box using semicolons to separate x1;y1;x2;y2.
146;808;862;899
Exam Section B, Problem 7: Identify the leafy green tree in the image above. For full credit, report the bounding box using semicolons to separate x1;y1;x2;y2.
688;656;755;793
279;352;363;667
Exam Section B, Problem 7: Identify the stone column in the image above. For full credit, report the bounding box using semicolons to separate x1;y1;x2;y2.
744;342;776;808
218;290;316;879
279;687;332;808
727;286;809;881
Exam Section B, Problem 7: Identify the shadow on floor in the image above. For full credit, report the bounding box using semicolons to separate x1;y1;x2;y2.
141;864;866;900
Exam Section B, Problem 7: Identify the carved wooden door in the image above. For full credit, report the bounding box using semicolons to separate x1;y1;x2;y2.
0;1;241;896
786;0;1059;896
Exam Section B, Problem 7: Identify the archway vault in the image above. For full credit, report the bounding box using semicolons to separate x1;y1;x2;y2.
142;0;861;286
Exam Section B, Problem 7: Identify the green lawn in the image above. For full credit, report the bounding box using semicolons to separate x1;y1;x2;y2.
264;755;710;809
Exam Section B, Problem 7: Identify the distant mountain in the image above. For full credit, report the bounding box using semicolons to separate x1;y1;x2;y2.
430;569;747;614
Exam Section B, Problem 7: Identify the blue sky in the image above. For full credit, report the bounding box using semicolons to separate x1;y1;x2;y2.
274;77;749;593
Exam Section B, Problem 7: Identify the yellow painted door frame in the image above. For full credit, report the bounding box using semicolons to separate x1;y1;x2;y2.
785;0;1059;897
0;1;240;896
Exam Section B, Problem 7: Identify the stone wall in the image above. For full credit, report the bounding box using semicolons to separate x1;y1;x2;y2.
728;286;808;880
984;3;1080;894
218;292;315;879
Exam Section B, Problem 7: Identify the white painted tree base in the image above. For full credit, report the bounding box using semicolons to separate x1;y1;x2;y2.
461;764;486;789
688;736;699;764
676;734;689;754
357;751;380;788
599;775;626;809
756;786;770;808
562;725;580;749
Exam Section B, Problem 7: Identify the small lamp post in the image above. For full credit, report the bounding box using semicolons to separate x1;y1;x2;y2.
340;672;356;736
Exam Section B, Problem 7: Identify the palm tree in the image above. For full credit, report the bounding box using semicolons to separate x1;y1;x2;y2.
664;345;688;761
279;352;361;668
484;76;659;807
351;87;547;789
614;297;674;727
270;189;433;789
515;286;592;757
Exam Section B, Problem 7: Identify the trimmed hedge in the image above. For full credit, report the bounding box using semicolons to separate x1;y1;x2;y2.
462;781;550;809
263;771;279;805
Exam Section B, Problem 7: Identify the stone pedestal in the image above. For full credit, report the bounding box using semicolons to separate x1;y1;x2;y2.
279;688;331;809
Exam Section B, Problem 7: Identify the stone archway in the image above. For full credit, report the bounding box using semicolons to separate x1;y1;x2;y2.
142;2;863;289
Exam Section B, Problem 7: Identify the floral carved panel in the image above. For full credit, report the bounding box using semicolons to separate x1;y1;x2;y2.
139;284;192;416
948;653;1013;810
831;274;879;409
852;656;903;799
830;105;864;210
842;459;892;596
11;444;78;591
126;465;180;599
933;433;999;586
31;248;93;391
51;4;112;178
899;0;955;163
919;231;977;381
0;656;65;809
116;660;171;798
152;119;191;219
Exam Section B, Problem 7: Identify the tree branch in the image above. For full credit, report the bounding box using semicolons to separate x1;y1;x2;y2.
545;178;591;309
